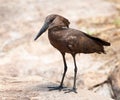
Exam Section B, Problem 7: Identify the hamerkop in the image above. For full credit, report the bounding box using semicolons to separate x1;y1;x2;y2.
34;14;110;93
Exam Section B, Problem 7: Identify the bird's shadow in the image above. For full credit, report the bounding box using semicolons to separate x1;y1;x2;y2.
30;82;74;93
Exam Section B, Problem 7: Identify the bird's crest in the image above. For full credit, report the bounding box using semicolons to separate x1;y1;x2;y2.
48;14;70;29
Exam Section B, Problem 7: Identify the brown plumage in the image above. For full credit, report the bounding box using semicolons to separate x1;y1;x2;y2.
34;14;110;93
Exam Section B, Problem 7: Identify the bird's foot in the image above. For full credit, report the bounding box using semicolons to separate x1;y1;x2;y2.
48;85;66;91
65;88;77;93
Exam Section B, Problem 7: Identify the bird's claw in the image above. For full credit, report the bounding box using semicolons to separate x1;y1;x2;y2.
64;88;77;93
48;85;66;91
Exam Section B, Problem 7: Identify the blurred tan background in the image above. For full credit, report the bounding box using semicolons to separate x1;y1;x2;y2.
0;0;120;100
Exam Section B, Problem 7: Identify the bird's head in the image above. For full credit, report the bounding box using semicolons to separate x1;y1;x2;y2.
34;14;70;40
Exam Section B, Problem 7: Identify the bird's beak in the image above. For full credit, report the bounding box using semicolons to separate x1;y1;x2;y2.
34;22;49;41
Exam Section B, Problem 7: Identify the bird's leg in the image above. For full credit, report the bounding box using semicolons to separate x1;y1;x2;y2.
59;53;67;88
66;54;77;93
73;54;77;93
73;54;77;89
48;53;67;91
65;54;77;93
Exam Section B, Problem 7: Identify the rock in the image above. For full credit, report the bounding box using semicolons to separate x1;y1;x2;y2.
109;64;120;100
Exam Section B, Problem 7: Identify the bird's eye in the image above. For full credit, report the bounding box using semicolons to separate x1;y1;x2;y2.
50;18;54;22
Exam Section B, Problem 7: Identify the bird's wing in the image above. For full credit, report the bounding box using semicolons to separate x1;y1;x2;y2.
65;32;92;52
65;30;104;53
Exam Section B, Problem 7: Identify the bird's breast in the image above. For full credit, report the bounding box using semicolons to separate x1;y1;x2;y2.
48;29;70;53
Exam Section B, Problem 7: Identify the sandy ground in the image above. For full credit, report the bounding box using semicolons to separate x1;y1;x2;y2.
0;0;120;99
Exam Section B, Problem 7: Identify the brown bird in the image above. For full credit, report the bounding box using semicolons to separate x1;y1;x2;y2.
34;14;110;93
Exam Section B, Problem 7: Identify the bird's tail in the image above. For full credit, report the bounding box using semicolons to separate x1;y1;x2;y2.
94;38;110;46
83;33;111;46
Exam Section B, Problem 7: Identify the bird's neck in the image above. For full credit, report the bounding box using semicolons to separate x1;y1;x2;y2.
48;26;68;32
